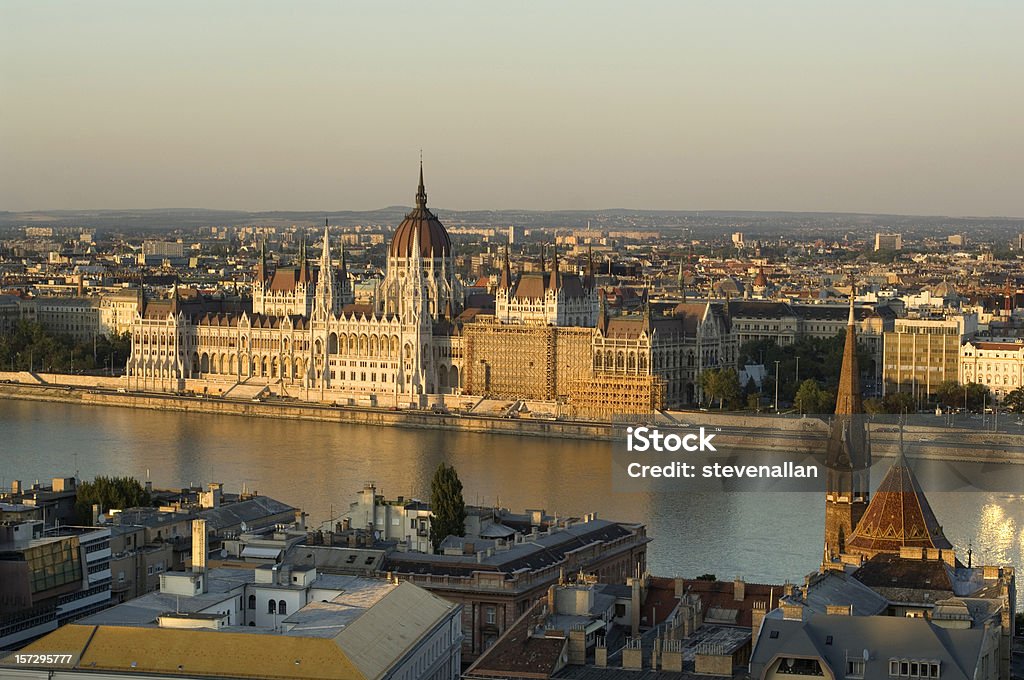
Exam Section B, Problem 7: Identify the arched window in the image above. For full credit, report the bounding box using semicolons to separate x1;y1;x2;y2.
268;600;276;614
278;600;287;616
248;595;256;610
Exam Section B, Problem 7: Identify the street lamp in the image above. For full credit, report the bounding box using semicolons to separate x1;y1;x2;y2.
774;360;781;413
795;356;800;386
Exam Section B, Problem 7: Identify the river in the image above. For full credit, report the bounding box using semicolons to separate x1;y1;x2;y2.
1;400;1022;596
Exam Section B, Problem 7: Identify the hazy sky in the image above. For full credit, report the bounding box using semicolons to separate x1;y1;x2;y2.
2;1;1022;216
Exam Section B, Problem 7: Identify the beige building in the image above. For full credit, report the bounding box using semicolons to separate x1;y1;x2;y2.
98;289;143;337
883;314;977;399
19;297;100;343
960;340;1024;399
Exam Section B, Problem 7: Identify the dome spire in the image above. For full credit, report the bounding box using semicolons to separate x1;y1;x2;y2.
416;154;427;209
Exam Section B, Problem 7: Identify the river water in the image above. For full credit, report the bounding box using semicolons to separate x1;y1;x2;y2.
2;400;1022;596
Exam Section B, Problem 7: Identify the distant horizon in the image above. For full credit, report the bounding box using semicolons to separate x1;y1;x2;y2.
3;204;1023;222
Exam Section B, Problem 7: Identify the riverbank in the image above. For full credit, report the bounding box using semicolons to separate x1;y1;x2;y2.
2;378;1022;463
0;381;613;440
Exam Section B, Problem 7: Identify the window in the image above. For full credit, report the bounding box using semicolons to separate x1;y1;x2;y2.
770;630;779;639
278;600;287;615
847;661;865;678
825;635;833;645
889;661;899;676
268;600;277;614
248;595;256;610
485;606;496;625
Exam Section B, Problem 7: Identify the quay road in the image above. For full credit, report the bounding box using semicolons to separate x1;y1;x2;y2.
1;379;1023;463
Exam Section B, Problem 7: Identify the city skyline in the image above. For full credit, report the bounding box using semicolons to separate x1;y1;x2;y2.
2;1;1023;216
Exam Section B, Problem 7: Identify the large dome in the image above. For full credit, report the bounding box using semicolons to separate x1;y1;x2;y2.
389;165;452;258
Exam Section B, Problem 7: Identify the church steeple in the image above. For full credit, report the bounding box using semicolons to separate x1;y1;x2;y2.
835;282;862;416
823;275;871;564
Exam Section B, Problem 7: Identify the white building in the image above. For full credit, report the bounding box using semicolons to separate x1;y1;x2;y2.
126;166;466;404
3;520;463;680
960;340;1024;398
493;247;599;327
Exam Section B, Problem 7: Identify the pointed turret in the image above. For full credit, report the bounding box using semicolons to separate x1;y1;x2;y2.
416;158;427;210
540;243;546;273
499;246;512;290
844;422;953;560
256;238;268;282
586;246;595;289
298;235;310;283
642;291;651;333
597;292;608;333
548;246;559;291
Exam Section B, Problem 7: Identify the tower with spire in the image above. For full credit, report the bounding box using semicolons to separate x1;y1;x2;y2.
379;161;462;323
824;283;871;561
841;423;953;562
495;242;599;326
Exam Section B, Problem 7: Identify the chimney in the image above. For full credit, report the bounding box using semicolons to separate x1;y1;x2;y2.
733;578;745;602
192;519;208;577
547;585;557;613
751;602;768;647
91;504;100;526
826;605;853;616
295;510;307;531
781;604;803;621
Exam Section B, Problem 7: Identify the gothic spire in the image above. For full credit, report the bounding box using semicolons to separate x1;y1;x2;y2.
548;245;559;290
415;158;427;210
586;245;595;289
257;238;267;282
500;245;512;290
299;234;309;283
835;276;862;415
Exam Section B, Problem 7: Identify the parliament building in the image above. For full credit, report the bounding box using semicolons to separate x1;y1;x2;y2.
125;167;735;415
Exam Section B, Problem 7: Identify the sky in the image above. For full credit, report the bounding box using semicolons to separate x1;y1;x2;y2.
1;1;1022;216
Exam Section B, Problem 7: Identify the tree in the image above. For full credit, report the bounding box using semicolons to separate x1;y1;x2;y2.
1005;387;1024;414
863;398;886;415
794;379;831;414
880;392;915;415
935;381;965;409
75;476;151;524
965;383;991;412
699;368;741;410
429;463;466;553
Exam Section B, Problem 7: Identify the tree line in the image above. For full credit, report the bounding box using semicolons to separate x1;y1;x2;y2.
0;320;129;374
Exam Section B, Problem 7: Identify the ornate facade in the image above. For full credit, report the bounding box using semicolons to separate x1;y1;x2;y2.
127;167;465;405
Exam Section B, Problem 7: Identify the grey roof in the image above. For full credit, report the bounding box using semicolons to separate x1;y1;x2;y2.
793;570;888;616
198;495;295;531
751;613;987;680
385;519;640;577
81;568;255;627
334;581;458;680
